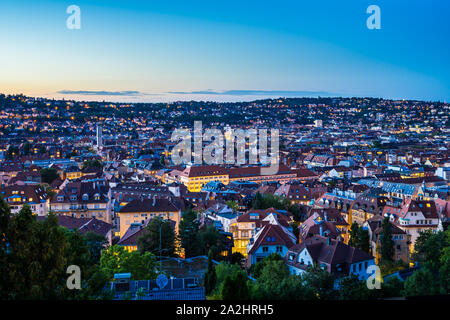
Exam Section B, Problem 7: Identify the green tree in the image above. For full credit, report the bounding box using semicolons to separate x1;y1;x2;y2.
179;207;200;258
226;200;239;212
137;216;175;257
380;218;395;263
404;263;440;297
357;228;371;254
84;231;108;265
0;197;11;299
204;251;217;296
349;222;359;247
413;229;448;270
251;260;290;300
23;141;31;156
41;167;59;184
196;225;223;259
338;274;374;300
381;277;404;298
301;265;337;300
249;253;283;278
230;252;244;265
99;245;157;280
82;159;103;170
252;192;263;209
220;275;234;300
6;208;68;299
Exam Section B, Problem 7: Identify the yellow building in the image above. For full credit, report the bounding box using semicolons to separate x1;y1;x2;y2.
118;198;181;238
179;165;229;192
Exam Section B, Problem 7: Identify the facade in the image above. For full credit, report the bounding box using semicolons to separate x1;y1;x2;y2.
118;198;181;237
383;198;439;251
284;236;375;280
50;180;113;223
229;208;293;257
179;165;229;192
0;185;49;216
247;214;297;267
364;215;410;264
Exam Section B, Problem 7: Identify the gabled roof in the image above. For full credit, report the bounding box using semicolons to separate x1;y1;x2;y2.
119;198;180;213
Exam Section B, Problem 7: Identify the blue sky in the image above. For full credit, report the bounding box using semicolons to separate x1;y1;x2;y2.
0;0;448;102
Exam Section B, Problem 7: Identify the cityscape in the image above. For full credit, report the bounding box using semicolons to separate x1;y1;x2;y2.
0;0;449;306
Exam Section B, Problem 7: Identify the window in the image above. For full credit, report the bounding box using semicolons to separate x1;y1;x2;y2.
276;246;283;253
262;246;269;253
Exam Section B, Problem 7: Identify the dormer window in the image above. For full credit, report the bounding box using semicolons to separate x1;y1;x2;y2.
82;194;89;201
57;195;64;202
70;195;77;202
94;193;100;201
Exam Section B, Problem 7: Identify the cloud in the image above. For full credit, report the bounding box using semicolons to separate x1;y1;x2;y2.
167;90;337;96
57;90;144;96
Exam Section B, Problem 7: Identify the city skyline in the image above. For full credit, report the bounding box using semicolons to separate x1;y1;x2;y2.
1;0;449;103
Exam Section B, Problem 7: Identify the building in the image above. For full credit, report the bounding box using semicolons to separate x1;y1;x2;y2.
118;198;181;237
50;180;113;223
97;125;103;150
179;165;229;192
383;198;439;251
284;235;375;280
37;215;113;245
364;215;410;264
229;208;293;257
247;213;297;267
0;185;49;216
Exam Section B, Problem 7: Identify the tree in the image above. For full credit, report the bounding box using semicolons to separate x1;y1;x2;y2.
251;260;290;300
301;265;337;300
221;275;234;300
23;141;31;156
82;160;103;170
413;229;448;270
226;200;239;212
204;251;217;296
380;218;395;263
230;252;244;265
221;270;249;300
339;274;374;300
179;207;200;258
249;253;283;278
252;192;263;209
84;231;108;265
41;167;59;184
196;225;223;259
380;277;404;298
404;263;440;297
6;208;68;299
0;196;11;299
357;228;371;254
137;216;175;257
349;222;359;247
99;245;157;280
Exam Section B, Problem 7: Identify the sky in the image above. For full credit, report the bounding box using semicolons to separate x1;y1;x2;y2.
0;0;448;103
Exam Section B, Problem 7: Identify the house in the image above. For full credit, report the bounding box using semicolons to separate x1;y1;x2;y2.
118;198;181;237
284;235;375;280
302;208;349;243
50;179;113;223
382;198;439;250
37;215;113;245
274;182;313;205
364;215;410;264
1;184;49;216
117;218;176;252
349;190;388;226
229;208;293;257
246;213;297;267
179;165;229;192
